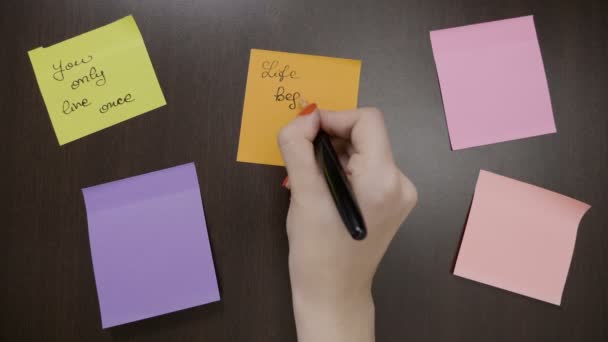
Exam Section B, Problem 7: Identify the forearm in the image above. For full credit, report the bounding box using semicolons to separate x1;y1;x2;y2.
291;288;375;342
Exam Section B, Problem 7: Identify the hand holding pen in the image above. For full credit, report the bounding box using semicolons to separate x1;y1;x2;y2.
283;100;367;240
278;104;417;341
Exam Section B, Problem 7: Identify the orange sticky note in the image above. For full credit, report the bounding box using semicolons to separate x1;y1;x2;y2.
454;170;591;305
237;49;361;166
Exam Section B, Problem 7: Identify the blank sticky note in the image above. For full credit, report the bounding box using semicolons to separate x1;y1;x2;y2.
454;170;590;305
430;15;556;150
29;15;166;145
237;49;361;166
82;163;219;328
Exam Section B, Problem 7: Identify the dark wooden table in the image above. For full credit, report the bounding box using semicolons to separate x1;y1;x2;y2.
2;0;607;341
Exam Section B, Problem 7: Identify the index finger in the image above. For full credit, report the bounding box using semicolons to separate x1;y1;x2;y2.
319;107;394;161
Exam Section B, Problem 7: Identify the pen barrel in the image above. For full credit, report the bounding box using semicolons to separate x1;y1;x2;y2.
314;131;367;240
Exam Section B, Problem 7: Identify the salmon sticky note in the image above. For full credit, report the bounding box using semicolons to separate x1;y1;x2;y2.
237;49;361;166
28;15;166;145
82;163;219;328
430;15;556;150
454;170;590;305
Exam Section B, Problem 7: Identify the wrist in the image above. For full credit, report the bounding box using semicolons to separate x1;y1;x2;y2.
291;285;375;342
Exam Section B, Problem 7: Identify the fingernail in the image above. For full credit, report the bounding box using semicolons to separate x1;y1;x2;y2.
281;176;290;189
298;103;317;116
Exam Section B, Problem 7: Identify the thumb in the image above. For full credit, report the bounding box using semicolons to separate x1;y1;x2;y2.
277;107;325;194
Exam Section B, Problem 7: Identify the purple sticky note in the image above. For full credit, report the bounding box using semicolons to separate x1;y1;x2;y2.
430;15;556;150
82;163;220;328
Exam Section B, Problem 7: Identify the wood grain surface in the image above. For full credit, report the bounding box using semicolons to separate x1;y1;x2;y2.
2;0;607;341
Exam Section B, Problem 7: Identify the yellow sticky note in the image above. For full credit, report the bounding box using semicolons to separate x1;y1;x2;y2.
237;49;362;166
28;15;166;145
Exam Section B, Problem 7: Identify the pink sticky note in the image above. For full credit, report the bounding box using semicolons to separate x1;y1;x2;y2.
430;15;556;150
454;170;590;305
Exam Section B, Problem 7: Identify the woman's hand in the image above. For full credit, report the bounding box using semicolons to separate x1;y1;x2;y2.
278;106;417;342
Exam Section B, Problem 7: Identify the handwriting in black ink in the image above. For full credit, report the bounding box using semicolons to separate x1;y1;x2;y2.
99;93;134;114
261;60;298;82
70;66;107;90
274;86;300;110
52;55;94;81
62;98;91;115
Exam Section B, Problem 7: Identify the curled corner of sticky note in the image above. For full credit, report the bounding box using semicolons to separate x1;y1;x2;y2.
28;47;43;54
